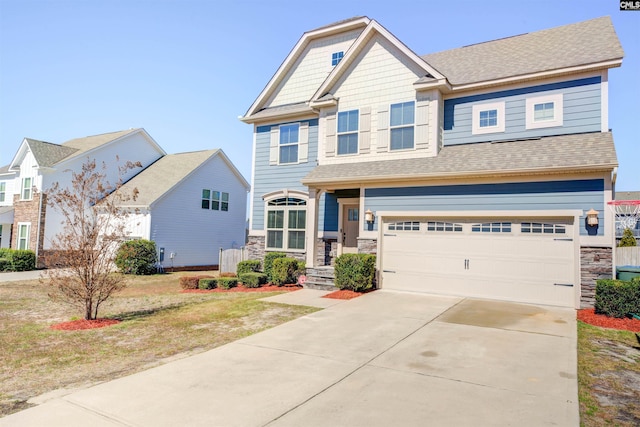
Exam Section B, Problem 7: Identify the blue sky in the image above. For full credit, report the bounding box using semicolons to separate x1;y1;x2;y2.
1;0;638;190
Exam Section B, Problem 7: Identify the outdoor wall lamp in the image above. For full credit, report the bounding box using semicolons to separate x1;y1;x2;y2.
365;209;375;223
586;208;599;226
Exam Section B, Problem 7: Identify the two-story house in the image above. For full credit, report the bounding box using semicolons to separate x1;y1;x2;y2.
0;128;249;269
241;16;623;309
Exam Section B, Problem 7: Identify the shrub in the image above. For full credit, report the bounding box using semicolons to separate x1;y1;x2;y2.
237;260;261;275
239;272;268;288
198;278;218;290
264;252;286;282
217;277;238;290
0;248;11;259
594;278;640;318
334;254;376;292
115;240;157;275
619;228;638;247
0;258;11;272
180;275;214;290
271;257;305;286
11;250;36;272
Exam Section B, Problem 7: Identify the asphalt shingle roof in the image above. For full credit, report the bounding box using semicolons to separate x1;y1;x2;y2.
615;191;640;201
422;16;624;86
110;150;220;207
61;129;140;158
25;138;79;167
302;132;617;186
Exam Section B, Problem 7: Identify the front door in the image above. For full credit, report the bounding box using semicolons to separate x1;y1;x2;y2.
341;204;359;253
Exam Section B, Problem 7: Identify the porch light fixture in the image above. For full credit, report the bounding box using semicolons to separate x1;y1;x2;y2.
365;209;375;223
586;208;599;226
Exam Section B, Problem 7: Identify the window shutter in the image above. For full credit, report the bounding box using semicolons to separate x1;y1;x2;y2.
269;127;279;165
359;107;371;154
415;98;429;150
325;112;336;157
298;122;309;163
377;105;389;152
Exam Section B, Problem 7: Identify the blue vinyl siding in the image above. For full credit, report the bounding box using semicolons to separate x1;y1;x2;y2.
252;119;318;230
320;192;339;232
364;179;604;235
443;77;601;145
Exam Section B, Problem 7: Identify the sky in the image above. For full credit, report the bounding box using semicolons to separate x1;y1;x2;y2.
1;0;638;191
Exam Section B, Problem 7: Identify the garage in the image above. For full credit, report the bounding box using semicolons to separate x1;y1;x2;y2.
379;217;578;307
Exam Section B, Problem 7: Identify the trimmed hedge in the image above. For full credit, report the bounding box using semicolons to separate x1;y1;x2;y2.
264;252;286;282
594;278;640;318
239;272;268;288
11;250;36;272
334;253;376;292
237;260;261;275
198;278;218;290
217;277;239;290
115;239;157;275
271;258;305;286
0;258;11;272
180;275;215;290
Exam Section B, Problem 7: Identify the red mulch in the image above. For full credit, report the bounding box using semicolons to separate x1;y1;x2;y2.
50;319;121;331
577;308;640;333
182;284;302;294
323;290;364;300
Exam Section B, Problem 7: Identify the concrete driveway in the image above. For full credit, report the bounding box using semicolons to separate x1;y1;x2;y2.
1;290;578;426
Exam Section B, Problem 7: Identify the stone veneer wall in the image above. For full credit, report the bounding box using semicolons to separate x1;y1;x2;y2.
246;235;305;263
12;192;47;266
580;246;613;308
357;238;377;255
316;238;338;266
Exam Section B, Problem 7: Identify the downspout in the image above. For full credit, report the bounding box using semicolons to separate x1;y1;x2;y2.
35;189;43;265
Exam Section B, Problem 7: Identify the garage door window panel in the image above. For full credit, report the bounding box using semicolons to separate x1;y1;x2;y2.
521;222;566;234
426;221;463;232
472;222;512;233
388;221;420;231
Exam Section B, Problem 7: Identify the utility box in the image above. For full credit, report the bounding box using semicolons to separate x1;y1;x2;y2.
616;266;640;281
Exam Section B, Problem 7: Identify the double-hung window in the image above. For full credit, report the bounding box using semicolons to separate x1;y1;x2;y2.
266;197;306;251
526;94;563;129
337;110;358;155
17;223;30;250
279;124;299;164
472;102;505;135
21;177;32;200
390;101;415;150
0;182;5;202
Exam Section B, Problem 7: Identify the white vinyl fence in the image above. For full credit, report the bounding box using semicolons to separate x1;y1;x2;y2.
616;247;640;266
219;247;246;273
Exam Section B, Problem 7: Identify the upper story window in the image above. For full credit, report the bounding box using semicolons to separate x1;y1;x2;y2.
0;182;5;202
472;102;505;135
337;110;359;155
202;189;229;211
21;177;33;200
390;101;415;150
266;197;307;251
331;51;344;66
279;124;299;164
525;94;563;129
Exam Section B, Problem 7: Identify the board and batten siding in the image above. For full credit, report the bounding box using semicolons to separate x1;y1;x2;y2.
443;77;601;145
251;120;319;231
266;29;363;108
149;154;248;268
364;179;605;236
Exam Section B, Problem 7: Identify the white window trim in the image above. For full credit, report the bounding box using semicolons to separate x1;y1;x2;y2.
0;182;5;203
525;94;563;129
21;177;33;201
264;193;308;252
389;101;416;151
337;109;359;156
17;222;30;250
471;102;505;135
278;123;299;165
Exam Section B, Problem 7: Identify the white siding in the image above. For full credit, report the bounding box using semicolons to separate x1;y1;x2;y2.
149;155;248;268
319;34;437;165
0;176;15;206
267;29;362;107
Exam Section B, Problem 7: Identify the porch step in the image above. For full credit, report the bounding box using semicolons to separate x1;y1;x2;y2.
304;267;337;291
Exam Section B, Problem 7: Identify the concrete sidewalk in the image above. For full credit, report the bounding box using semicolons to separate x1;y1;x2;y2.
1;290;578;426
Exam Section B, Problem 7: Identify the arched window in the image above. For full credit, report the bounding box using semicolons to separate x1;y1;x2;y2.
265;196;307;251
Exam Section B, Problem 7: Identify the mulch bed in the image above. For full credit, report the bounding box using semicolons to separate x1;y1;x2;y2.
50;319;121;331
578;308;640;333
323;289;366;300
182;284;302;294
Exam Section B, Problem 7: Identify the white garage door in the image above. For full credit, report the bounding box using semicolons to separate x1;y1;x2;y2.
380;218;577;307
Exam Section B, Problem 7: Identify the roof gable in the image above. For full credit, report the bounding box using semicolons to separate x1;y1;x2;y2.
9;138;79;170
422;16;624;87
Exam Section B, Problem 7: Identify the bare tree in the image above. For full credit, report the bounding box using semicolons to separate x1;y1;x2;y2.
44;158;141;320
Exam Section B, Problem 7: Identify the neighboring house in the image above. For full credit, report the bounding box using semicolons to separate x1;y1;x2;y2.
613;191;640;239
241;16;624;308
105;149;249;270
0;129;249;269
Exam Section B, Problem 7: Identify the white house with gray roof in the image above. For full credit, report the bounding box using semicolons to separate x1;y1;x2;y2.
241;16;624;308
1;129;249;269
